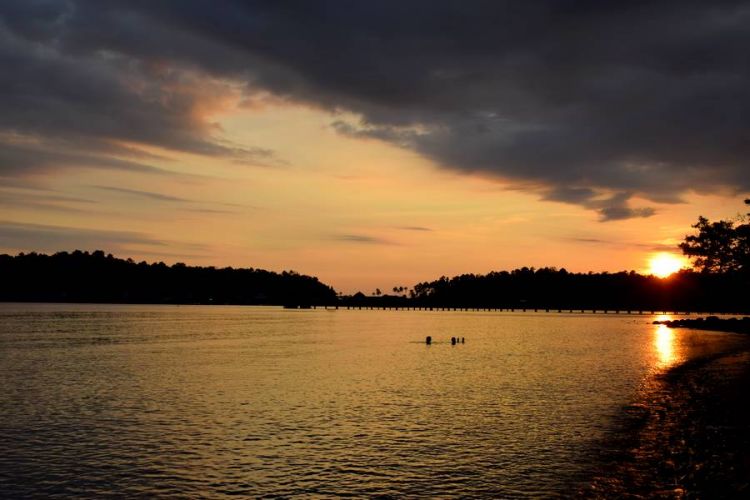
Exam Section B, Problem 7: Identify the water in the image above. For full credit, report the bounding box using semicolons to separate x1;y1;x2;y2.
0;304;745;498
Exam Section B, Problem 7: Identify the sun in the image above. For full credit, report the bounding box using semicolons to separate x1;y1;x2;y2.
648;253;687;278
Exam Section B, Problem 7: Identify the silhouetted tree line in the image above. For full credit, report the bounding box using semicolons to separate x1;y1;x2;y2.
407;268;748;313
679;199;750;273
4;201;748;311
400;200;750;312
0;250;337;305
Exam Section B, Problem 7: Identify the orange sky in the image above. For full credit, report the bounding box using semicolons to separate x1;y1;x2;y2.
1;101;742;293
2;3;749;294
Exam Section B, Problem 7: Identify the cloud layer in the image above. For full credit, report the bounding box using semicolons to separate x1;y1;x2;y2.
0;220;162;251
2;1;750;218
0;220;211;260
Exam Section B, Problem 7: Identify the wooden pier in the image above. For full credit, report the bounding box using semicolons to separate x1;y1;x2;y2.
292;305;705;315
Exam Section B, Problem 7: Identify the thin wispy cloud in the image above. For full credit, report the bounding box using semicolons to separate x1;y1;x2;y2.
0;188;96;205
93;186;192;203
0;200;92;215
0;139;180;178
0;220;165;251
182;207;239;215
0;188;99;214
565;237;680;253
127;249;213;261
92;185;255;213
331;234;392;245
0;220;215;260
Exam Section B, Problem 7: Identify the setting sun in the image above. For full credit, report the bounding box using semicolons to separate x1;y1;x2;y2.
648;253;687;278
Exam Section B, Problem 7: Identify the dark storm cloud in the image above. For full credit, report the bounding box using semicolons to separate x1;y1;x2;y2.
2;1;750;218
0;6;275;179
544;189;656;221
597;205;656;222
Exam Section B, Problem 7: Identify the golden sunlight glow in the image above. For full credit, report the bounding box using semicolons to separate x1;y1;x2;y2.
654;324;677;367
648;253;686;278
654;313;673;323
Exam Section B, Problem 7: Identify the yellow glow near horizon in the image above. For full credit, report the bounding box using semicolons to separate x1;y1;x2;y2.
5;95;743;294
648;253;687;278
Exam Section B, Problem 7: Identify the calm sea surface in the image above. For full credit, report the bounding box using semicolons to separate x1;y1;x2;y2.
0;304;745;498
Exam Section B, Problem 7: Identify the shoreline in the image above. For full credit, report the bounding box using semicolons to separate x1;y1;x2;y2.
655;316;750;335
581;325;750;497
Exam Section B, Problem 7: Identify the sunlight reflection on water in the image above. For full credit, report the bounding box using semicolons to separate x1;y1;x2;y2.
655;324;679;369
0;304;746;498
652;315;685;370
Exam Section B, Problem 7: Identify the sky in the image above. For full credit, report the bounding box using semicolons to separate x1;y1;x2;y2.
1;1;749;293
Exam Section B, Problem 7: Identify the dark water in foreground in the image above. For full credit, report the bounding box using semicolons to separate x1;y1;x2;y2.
0;304;745;498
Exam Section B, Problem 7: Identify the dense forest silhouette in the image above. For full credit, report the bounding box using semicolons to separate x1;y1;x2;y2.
1;201;748;311
1;252;747;312
343;200;750;313
400;268;748;313
0;250;337;305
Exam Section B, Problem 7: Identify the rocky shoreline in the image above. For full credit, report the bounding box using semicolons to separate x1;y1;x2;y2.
581;318;750;498
654;316;750;335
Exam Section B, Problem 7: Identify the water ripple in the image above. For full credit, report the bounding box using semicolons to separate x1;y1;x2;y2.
2;304;745;497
